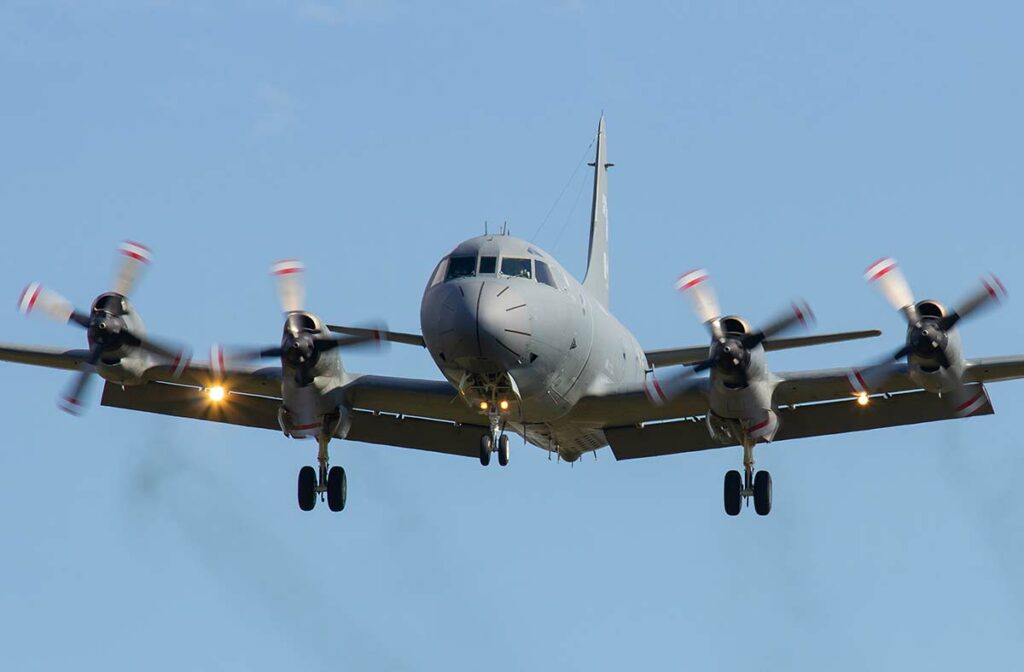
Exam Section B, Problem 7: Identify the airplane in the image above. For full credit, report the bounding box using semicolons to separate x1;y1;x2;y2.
4;116;1024;517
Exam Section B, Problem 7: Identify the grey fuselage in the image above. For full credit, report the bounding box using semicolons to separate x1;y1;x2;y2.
420;234;649;460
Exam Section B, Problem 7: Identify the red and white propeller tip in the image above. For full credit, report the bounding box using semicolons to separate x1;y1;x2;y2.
676;268;721;326
865;257;915;314
791;300;814;328
271;259;306;314
113;240;152;297
18;283;75;323
981;274;1008;302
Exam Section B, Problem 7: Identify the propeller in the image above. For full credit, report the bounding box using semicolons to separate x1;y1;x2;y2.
648;270;813;404
854;257;1007;415
211;260;388;386
18;241;190;415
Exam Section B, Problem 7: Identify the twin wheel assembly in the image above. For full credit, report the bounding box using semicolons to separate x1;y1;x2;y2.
296;420;347;512
723;469;772;516
479;433;510;467
297;463;346;512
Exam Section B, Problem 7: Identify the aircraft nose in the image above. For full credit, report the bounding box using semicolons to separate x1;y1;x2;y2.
429;281;531;374
476;282;530;370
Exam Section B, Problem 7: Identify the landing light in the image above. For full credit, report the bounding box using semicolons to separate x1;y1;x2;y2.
856;393;869;407
479;401;489;411
208;385;226;402
499;400;510;411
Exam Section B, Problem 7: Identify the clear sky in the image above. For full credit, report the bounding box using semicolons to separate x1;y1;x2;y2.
2;1;1023;669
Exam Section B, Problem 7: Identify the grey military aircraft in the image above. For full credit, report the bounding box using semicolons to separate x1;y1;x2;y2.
5;117;1024;516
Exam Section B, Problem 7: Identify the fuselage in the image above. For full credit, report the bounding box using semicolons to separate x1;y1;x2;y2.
420;234;647;460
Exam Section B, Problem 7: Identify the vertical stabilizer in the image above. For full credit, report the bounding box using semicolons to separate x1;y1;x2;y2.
583;115;611;308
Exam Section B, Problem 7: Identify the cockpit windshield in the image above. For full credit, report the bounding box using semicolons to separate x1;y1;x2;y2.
500;257;532;279
445;256;477;280
478;256;497;274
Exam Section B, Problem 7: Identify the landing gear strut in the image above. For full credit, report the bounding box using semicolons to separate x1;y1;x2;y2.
479;411;510;467
297;415;347;512
723;439;772;516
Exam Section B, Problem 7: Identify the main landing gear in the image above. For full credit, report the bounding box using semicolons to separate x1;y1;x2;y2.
297;416;347;512
723;439;772;516
479;412;510;467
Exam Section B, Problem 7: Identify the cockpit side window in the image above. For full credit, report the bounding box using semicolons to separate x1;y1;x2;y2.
500;257;532;279
535;260;558;289
445;256;477;280
478;256;497;274
429;258;449;288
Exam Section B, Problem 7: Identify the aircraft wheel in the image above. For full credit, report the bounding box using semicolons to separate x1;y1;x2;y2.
753;470;772;516
479;435;492;466
497;435;510;466
723;470;742;516
297;466;317;511
327;466;347;512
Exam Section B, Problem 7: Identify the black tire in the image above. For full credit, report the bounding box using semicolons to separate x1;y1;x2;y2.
753;470;772;516
327;466;347;512
479;435;492;466
724;470;743;516
297;466;317;512
497;435;510;467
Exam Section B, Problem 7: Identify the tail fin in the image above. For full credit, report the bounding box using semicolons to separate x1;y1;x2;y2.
583;115;612;308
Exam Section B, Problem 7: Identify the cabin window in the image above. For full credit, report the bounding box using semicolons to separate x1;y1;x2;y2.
535;260;558;288
445;256;477;280
501;257;533;279
478;256;497;274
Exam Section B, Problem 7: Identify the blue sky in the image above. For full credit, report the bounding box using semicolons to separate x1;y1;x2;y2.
2;1;1023;669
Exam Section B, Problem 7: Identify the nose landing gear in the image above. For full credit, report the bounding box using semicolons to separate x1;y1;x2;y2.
723;439;772;516
479;412;511;467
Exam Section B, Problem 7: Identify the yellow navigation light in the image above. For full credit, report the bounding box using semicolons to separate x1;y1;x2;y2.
499;400;510;411
479;401;489;411
208;385;226;402
856;392;870;407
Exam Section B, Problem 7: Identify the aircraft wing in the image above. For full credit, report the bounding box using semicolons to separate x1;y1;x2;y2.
101;373;487;458
644;330;881;368
605;385;994;459
144;360;282;397
0;343;92;371
326;324;426;348
586;358;1024;459
964;356;1024;384
0;343;285;397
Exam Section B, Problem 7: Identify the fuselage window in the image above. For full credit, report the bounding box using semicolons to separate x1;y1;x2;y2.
445;256;477;280
479;256;497;274
501;257;533;279
535;260;558;288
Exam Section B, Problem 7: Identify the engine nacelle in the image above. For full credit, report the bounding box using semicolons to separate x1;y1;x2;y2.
705;409;780;445
716;315;751;337
914;299;947;320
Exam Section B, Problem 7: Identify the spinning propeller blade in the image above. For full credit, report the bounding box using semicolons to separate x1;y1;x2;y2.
18;283;87;326
940;274;1006;330
113;241;152;297
676;269;721;335
272;259;306;314
865;257;916;321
